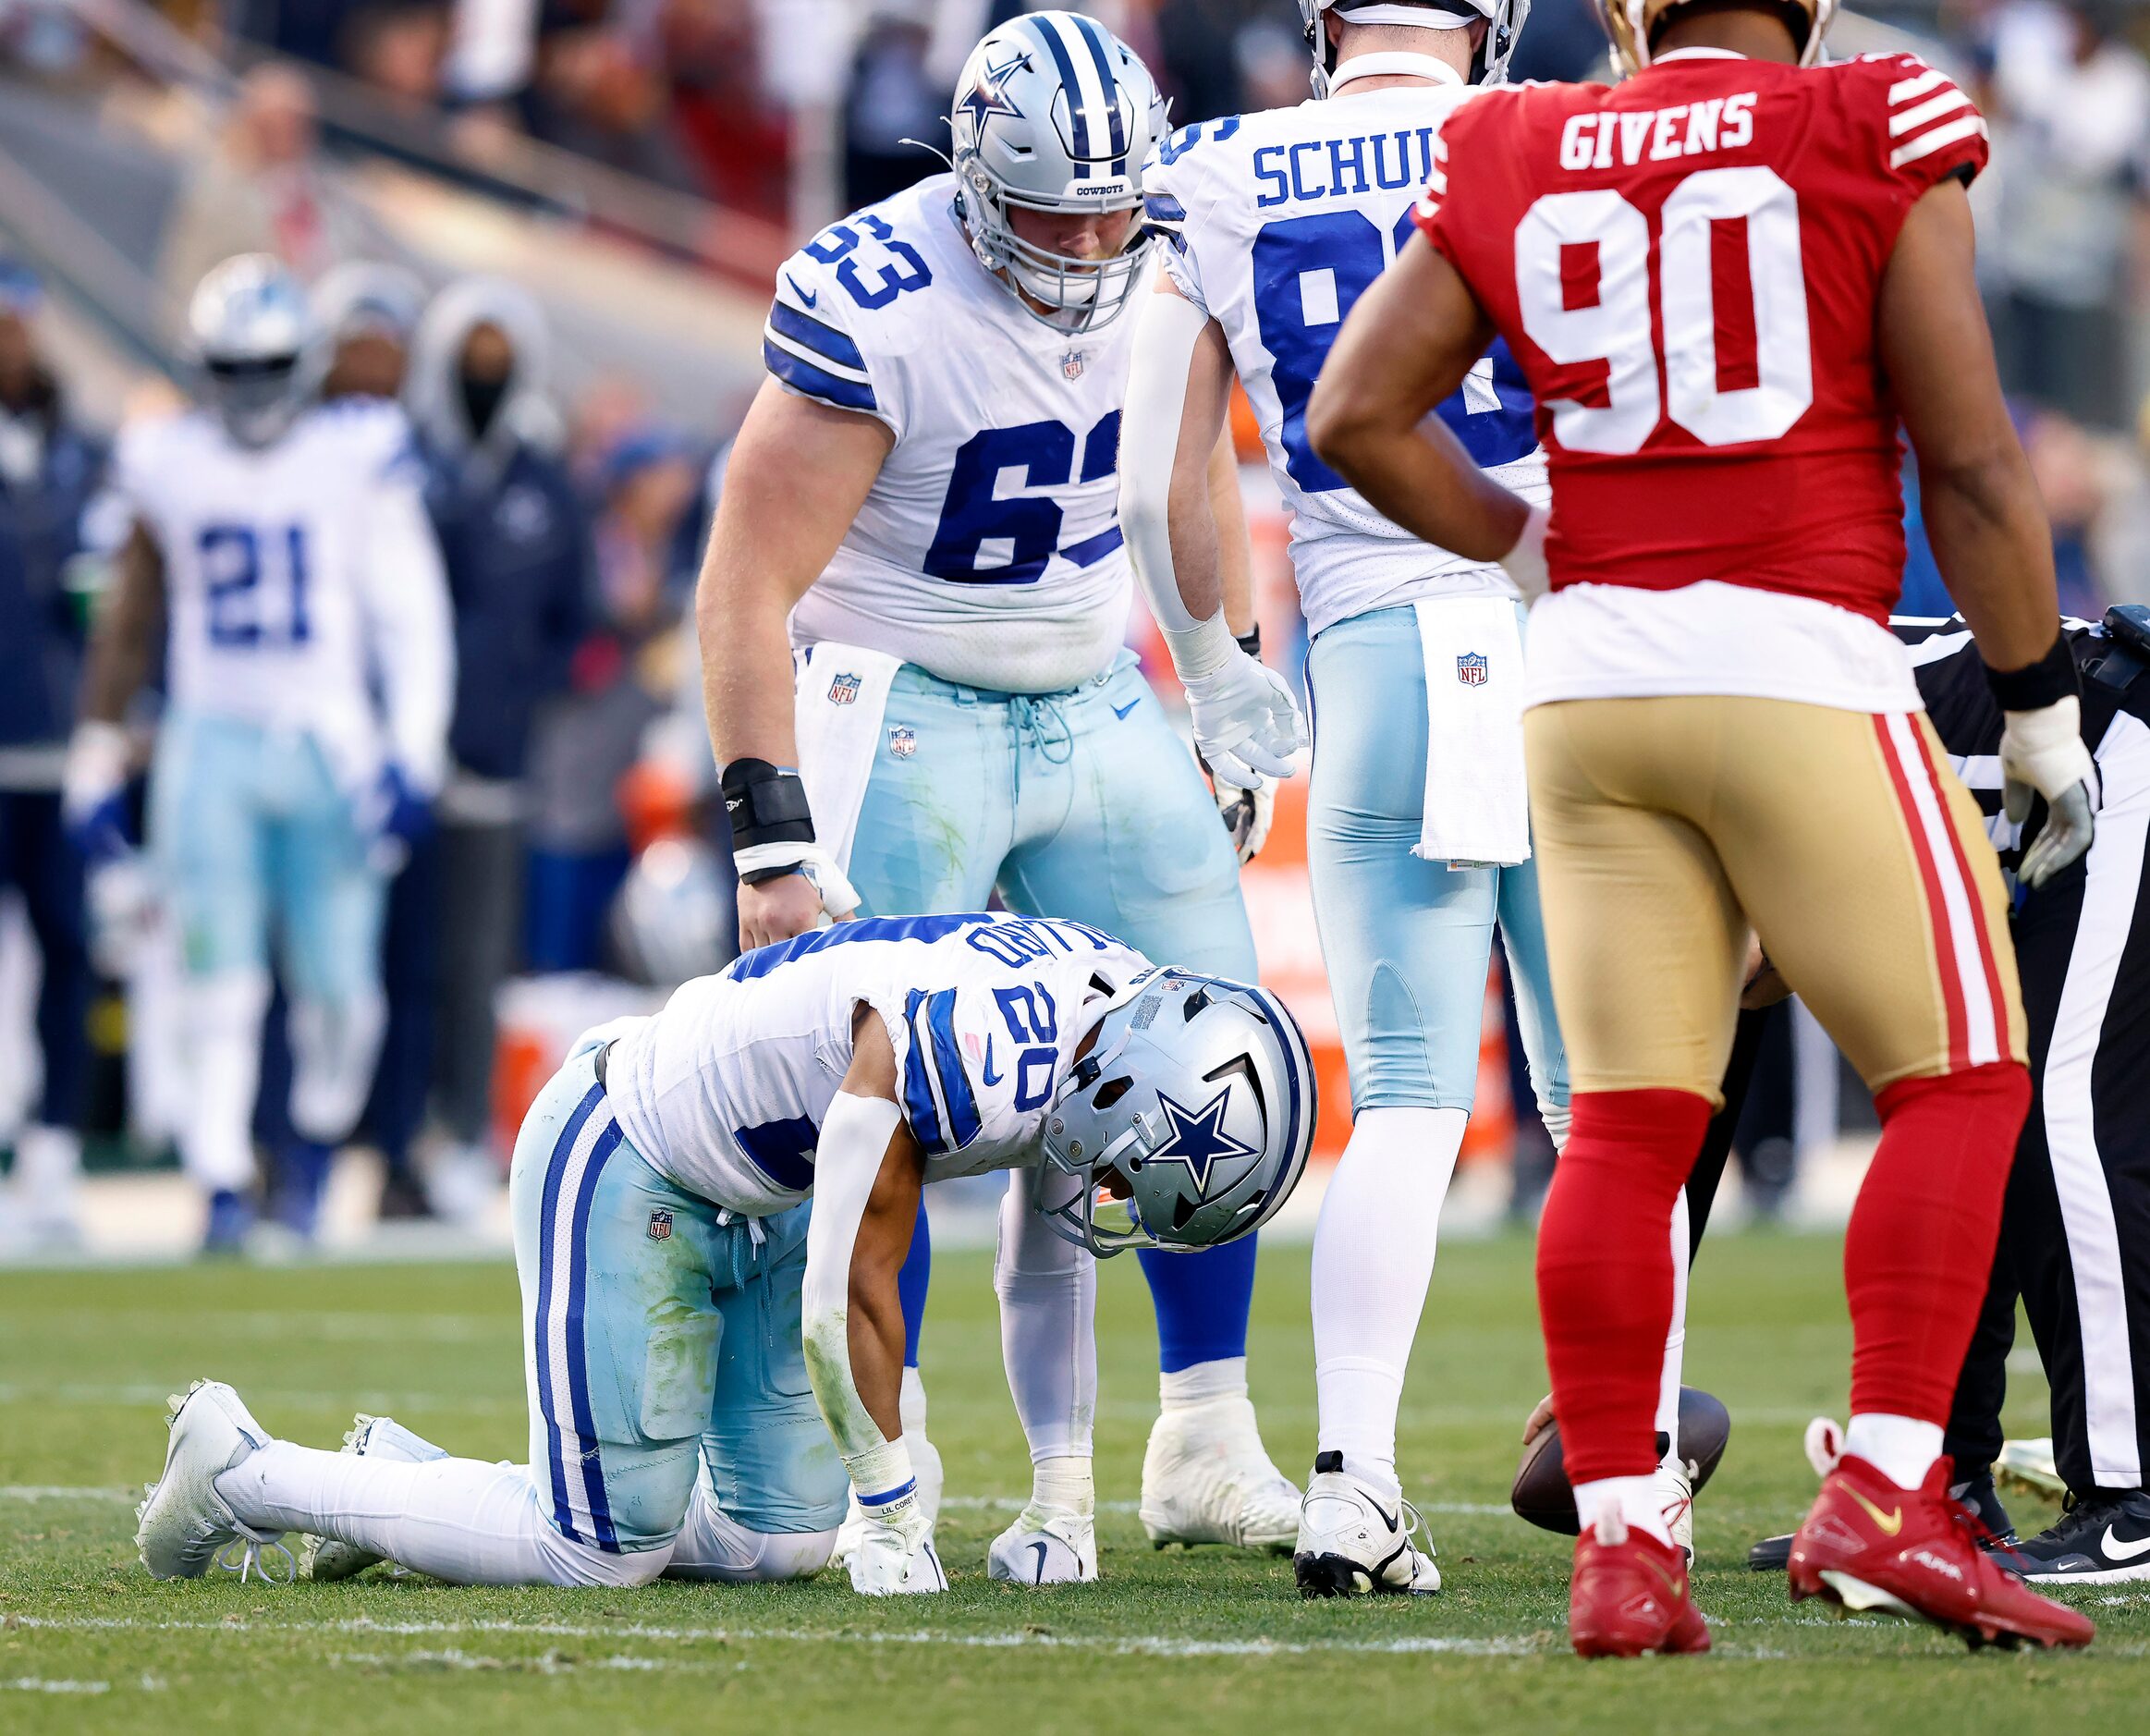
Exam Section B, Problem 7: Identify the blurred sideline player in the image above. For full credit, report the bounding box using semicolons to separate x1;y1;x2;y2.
1126;0;1601;1595
1310;0;2096;1654
66;256;452;1249
1741;608;2150;1583
134;914;1313;1597
699;12;1299;1575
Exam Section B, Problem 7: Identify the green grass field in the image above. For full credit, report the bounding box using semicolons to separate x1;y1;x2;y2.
2;1231;2142;1732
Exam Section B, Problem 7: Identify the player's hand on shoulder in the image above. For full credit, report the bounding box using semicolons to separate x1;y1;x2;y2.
738;863;853;951
849;1524;948;1595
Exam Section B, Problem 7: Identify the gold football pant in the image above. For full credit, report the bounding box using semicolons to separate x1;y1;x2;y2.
1523;695;2025;1101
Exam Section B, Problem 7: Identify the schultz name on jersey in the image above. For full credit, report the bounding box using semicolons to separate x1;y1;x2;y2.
602;912;1155;1216
762;176;1144;694
1141;72;1545;637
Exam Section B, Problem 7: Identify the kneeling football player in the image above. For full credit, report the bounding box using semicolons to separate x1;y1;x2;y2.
133;914;1313;1594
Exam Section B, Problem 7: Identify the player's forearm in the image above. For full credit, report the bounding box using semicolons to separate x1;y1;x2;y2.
1313;404;1532;564
1208;428;1256;641
1921;447;2066;673
79;525;163;726
697;559;800;771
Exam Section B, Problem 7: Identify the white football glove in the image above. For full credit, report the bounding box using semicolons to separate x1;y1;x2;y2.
849;1525;948;1595
731;841;861;923
1183;650;1306;791
2000;698;2099;889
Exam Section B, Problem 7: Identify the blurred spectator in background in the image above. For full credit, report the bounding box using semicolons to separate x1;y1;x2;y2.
1154;0;1250;122
840;10;947;208
0;260;103;1249
1509;0;1609;81
160;64;371;301
1980;0;2150;431
402;278;591;1213
315;260;427;400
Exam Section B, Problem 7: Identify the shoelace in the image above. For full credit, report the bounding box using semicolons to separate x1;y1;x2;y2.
213;1522;297;1586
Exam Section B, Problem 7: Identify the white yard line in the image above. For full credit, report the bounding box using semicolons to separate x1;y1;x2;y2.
6;1614;1543;1658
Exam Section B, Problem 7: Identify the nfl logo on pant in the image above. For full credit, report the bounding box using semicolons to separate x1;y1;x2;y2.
647;1210;672;1241
828;673;861;705
1456;652;1488;687
888;724;917;760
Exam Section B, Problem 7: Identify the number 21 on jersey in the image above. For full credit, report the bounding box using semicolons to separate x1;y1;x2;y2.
199;522;312;648
1516;165;1813;453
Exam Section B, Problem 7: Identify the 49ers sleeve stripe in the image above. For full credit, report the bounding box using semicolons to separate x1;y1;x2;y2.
1891;113;1989;170
1875;712;2001;1070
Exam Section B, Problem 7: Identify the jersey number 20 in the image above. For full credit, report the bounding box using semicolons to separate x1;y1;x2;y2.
1515;165;1813;454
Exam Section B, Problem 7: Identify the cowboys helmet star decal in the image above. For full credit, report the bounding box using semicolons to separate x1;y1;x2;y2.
959;51;1027;132
1146;1091;1257;1192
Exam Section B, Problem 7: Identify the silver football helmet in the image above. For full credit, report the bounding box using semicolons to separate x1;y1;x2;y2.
950;11;1167;333
189;254;324;447
1035;971;1317;1257
1299;0;1532;95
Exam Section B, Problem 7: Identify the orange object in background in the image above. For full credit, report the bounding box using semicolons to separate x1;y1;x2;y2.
617;758;697;853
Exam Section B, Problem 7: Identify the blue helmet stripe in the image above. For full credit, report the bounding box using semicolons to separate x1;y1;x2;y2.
1070;14;1130;172
1031;15;1095;164
1240;984;1310;1194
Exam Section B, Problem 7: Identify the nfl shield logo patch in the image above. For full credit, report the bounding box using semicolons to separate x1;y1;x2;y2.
888;724;917;760
1456;652;1489;687
647;1209;673;1242
1061;349;1085;381
828;672;861;705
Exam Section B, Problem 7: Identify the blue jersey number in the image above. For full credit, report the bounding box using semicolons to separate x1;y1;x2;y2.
994;984;1059;1113
923;413;1122;584
199;523;311;648
804;212;932;311
1251;209;1537;493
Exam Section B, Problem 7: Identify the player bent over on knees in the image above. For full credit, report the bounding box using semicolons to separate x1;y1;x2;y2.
134;914;1313;1593
1310;0;2096;1656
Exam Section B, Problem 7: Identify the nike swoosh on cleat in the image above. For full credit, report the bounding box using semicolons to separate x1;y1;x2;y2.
1030;1539;1050;1583
2103;1526;2150;1561
1846;1486;1904;1536
1112;699;1141;719
1364;1496;1400;1534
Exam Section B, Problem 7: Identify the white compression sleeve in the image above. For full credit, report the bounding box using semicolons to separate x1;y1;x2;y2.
801;1090;925;1537
1119;288;1233;661
221;1444;666;1587
995;1167;1097;1464
1312;1107;1467;1484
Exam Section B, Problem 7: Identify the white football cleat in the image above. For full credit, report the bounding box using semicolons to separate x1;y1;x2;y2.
1657;1456;1695;1566
1140;1393;1300;1551
136;1379;293;1583
987;1504;1098;1585
1292;1453;1441;1596
304;1413;448;1581
849;1525;949;1595
832;1427;943;1569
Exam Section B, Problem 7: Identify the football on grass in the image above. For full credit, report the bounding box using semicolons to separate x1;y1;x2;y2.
1510;1387;1733;1534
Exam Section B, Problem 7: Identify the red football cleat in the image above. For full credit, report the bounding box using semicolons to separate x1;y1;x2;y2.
1568;1521;1711;1658
1788;1452;2095;1651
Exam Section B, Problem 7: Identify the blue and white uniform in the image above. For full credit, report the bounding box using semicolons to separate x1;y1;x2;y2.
511;913;1154;1550
1143;73;1565;1119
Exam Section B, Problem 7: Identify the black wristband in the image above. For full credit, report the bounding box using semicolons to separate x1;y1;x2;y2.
1236;625;1262;661
719;757;815;862
1983;631;2080;714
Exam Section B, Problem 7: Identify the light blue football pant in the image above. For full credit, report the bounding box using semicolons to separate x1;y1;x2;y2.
1304;606;1568;1122
149;711;389;1171
510;1042;849;1554
843;648;1261;1375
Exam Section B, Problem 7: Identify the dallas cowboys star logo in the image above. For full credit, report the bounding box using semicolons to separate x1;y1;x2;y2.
959;51;1027;133
1146;1091;1257;1192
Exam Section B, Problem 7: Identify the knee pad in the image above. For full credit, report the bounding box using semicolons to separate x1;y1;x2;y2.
288;989;388;1142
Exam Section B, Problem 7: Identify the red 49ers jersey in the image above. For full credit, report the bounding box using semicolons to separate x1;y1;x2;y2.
1415;50;1988;627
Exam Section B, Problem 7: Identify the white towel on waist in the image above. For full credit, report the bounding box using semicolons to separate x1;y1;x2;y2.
791;642;902;873
1413;597;1530;867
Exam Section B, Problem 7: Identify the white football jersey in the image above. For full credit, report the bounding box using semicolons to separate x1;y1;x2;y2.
1142;69;1549;637
116;398;424;785
605;912;1155;1216
763;175;1142;693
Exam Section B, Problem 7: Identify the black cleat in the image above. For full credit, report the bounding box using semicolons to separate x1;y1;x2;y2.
1997;1489;2150;1584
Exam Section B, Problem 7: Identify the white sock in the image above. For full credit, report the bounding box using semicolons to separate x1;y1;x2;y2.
1159;1355;1247;1410
1574;1475;1672;1548
666;1478;834;1583
1031;1454;1094;1519
1312;1106;1466;1484
994;1170;1097;1460
14;1124;81;1222
899;1364;929;1438
1844;1413;1944;1491
178;970;270;1192
218;1440;666;1587
288;990;387;1142
1656;1189;1689;1473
